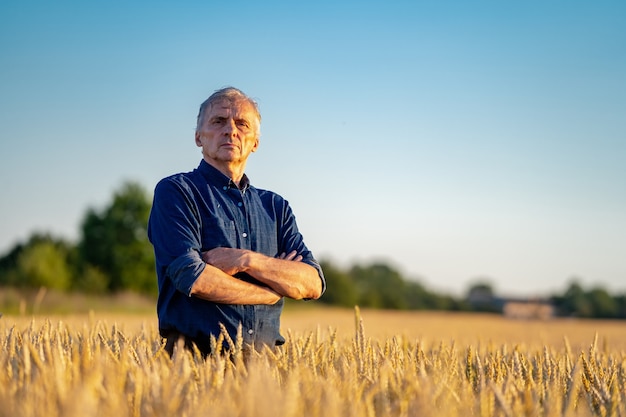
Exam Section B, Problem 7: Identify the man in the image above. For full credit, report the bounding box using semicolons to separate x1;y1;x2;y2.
148;87;325;357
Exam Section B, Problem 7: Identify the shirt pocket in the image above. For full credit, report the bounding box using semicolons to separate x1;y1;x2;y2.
201;218;237;250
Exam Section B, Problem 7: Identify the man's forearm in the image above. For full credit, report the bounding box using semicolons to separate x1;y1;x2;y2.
201;247;323;300
189;263;281;305
242;252;323;300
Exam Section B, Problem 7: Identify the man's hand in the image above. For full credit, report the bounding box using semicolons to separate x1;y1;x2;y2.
278;250;303;262
202;247;249;276
201;247;321;299
202;248;303;276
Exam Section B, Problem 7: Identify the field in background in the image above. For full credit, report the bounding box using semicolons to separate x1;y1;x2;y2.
2;307;625;416
282;308;626;351
4;306;626;351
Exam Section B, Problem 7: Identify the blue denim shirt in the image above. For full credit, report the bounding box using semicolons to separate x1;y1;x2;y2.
148;160;325;351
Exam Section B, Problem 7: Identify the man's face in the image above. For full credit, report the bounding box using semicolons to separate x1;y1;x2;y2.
195;99;260;168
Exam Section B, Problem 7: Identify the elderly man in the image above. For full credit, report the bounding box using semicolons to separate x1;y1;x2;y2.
148;87;324;356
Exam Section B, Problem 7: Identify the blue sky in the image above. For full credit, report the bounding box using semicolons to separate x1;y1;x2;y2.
1;0;625;296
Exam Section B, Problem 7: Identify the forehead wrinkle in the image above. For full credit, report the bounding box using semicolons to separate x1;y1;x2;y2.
210;101;253;117
199;98;261;136
207;106;252;122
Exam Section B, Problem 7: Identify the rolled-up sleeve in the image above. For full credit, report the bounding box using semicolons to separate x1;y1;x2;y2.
303;257;326;296
279;199;326;296
166;250;206;295
148;177;205;296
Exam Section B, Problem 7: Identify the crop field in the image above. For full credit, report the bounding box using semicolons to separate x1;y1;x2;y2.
1;307;625;417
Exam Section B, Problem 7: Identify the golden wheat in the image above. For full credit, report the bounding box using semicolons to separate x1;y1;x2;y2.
1;308;624;417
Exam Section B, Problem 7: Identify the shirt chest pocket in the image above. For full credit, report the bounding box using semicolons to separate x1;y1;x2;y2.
201;218;237;250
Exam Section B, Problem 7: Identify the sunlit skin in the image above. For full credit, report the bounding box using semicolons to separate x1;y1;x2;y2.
189;97;322;303
195;99;260;186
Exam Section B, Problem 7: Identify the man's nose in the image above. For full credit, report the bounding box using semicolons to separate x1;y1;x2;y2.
222;119;237;136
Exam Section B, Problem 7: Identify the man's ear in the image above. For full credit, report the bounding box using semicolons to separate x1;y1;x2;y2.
195;131;202;147
251;137;260;152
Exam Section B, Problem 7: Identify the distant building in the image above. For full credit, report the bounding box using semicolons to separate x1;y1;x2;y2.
502;298;555;320
467;290;555;320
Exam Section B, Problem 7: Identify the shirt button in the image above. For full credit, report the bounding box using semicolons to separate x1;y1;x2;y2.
222;186;228;190
247;329;254;335
237;202;243;207
242;232;248;238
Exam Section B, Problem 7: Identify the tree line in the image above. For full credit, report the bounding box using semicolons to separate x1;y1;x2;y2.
0;182;155;295
1;181;625;319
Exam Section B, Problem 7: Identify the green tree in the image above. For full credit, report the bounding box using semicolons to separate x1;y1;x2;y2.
587;287;618;319
552;280;592;318
16;241;72;290
466;280;500;313
467;281;495;301
78;181;156;294
0;242;22;287
73;264;109;294
350;263;408;309
405;281;451;310
0;233;75;289
615;294;626;319
318;260;358;307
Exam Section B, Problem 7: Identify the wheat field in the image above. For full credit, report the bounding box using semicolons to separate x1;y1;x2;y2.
1;307;625;417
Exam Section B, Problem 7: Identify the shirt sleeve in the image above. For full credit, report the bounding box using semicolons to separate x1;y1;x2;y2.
278;200;326;296
148;177;206;296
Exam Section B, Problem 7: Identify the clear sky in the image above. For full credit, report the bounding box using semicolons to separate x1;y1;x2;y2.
1;0;625;297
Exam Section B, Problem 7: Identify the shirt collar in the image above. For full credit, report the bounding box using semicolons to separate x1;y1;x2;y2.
197;159;251;192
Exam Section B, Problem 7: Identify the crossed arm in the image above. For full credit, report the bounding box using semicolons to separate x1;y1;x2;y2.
189;248;323;305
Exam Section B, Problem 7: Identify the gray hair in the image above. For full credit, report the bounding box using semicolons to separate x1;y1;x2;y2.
196;87;261;135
